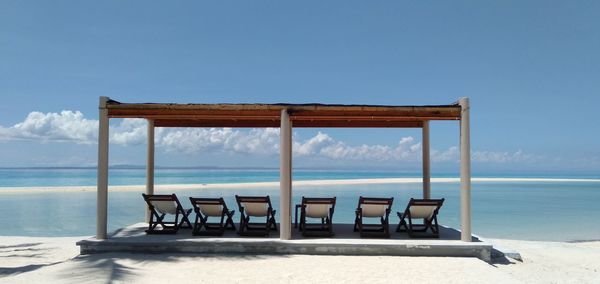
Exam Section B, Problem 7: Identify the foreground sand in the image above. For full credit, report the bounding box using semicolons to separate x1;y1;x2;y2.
1;237;599;283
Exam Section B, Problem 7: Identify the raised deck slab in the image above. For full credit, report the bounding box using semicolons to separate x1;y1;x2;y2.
77;223;492;262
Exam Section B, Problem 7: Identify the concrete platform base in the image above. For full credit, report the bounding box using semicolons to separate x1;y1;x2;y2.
77;223;492;262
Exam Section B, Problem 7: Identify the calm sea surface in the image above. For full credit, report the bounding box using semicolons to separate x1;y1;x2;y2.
0;168;599;241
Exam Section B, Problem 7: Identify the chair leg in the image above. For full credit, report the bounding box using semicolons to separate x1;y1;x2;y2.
192;213;201;235
432;216;440;238
147;211;180;234
382;216;389;238
243;216;250;235
178;209;193;229
358;216;363;236
407;215;414;237
154;213;166;230
237;214;247;235
265;215;270;236
193;215;209;235
225;210;236;230
242;216;249;235
147;211;161;232
396;213;408;232
270;213;278;231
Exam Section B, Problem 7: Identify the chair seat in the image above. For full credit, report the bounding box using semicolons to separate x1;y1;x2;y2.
354;196;393;238
236;195;278;236
305;204;331;218
396;198;445;238
143;193;193;234
242;202;269;217
189;197;236;236
198;204;224;217
295;197;336;237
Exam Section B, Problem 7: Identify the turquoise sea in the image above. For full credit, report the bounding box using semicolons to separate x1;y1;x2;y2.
0;168;599;241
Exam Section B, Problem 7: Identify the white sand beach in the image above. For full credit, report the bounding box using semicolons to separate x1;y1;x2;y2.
1;236;599;283
1;177;599;195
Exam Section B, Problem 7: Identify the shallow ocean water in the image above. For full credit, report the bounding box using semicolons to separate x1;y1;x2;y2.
1;180;599;241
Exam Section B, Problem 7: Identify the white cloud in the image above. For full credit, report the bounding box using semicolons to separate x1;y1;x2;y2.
431;146;459;162
226;128;280;155
0;114;149;146
158;128;223;153
0;110;548;165
110;118;147;145
0;111;98;144
289;132;426;162
472;149;536;163
158;127;280;155
293;132;334;156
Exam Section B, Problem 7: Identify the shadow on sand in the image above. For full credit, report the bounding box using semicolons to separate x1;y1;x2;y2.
0;243;62;277
64;252;291;282
0;261;65;277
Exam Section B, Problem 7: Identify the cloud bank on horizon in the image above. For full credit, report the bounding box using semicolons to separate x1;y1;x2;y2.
0;110;562;168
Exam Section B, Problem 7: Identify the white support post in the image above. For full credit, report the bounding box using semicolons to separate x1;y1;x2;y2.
422;120;431;199
145;119;155;222
459;97;472;242
279;109;292;240
96;96;109;239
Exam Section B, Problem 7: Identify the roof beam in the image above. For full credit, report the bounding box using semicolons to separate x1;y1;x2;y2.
154;119;423;128
106;100;460;128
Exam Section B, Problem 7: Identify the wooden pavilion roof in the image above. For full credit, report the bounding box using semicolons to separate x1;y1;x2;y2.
105;99;462;128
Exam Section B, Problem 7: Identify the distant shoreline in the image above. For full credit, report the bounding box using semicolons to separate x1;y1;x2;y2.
1;166;598;176
1;177;599;194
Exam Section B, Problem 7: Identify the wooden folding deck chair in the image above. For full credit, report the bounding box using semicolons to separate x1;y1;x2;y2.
396;198;445;238
353;196;394;238
235;195;277;236
189;197;236;236
294;197;336;237
142;193;192;234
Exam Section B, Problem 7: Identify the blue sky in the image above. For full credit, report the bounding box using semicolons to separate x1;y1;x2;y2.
0;1;598;173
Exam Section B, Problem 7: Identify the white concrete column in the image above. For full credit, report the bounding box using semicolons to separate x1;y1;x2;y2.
279;109;292;240
459;97;472;242
145;119;155;222
422;120;431;199
97;96;110;239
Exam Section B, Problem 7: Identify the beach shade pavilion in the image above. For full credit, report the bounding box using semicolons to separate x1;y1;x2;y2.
95;97;472;242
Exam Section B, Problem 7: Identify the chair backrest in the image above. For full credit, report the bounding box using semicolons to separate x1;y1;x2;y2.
407;198;444;220
190;198;226;217
358;197;394;217
302;197;336;218
143;194;180;215
236;195;272;217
